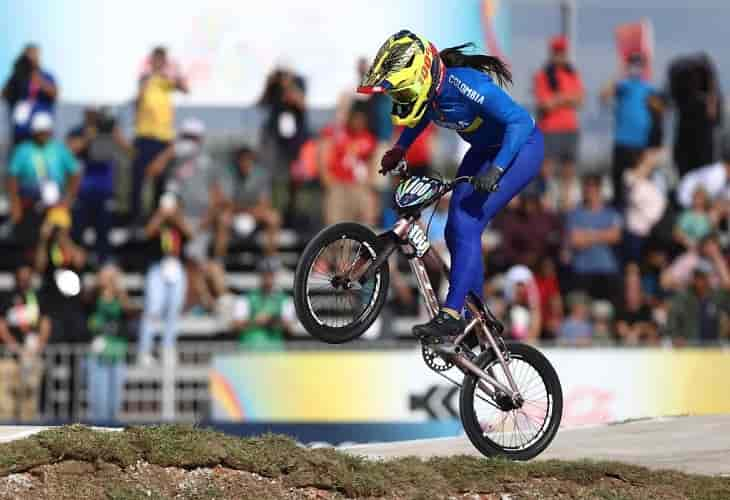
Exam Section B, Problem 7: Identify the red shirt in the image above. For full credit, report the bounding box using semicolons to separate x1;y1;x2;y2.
535;274;561;321
322;125;376;184
533;66;583;133
401;123;435;168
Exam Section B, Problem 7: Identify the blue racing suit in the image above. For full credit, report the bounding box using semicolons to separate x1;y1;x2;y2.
396;66;544;311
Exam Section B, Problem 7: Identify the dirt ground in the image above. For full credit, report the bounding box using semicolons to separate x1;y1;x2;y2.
0;424;727;500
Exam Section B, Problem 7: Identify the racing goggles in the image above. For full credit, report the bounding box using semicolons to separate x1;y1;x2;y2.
387;85;420;105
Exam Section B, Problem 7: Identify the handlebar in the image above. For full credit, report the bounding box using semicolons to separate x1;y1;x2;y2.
391;159;473;193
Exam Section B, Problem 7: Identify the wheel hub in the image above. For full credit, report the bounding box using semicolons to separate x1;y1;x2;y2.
494;391;520;411
330;275;352;290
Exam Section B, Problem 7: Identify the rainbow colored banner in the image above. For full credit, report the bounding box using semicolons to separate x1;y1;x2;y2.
210;348;730;424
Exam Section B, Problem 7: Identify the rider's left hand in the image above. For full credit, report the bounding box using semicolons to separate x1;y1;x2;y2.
471;166;504;193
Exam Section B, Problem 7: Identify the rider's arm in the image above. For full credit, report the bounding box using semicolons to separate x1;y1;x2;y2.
471;78;535;171
395;113;432;150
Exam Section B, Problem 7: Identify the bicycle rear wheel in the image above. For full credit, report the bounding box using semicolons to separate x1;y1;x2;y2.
294;222;390;343
459;342;562;460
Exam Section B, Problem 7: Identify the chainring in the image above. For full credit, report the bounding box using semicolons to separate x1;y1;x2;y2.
421;343;454;372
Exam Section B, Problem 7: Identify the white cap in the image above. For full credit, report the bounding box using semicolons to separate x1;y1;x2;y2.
503;265;534;302
180;117;205;137
30;112;53;133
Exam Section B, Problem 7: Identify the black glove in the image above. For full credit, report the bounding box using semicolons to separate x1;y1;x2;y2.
379;145;406;175
471;166;504;193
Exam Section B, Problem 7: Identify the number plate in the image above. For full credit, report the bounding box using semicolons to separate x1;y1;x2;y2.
394;176;441;208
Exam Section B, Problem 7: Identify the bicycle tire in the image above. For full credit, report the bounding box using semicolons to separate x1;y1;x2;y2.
459;342;563;460
294;222;390;344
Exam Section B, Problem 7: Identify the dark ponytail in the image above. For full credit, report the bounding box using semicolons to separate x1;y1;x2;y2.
439;43;512;88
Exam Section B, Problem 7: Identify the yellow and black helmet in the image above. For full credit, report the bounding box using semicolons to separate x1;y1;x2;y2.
358;30;443;127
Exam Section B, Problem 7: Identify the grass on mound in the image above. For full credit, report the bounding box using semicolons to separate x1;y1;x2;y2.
0;424;727;499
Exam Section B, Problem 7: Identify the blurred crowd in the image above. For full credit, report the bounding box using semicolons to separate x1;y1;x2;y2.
0;35;729;420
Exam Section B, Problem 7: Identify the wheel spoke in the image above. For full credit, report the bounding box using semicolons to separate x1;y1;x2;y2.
472;353;555;453
304;235;380;329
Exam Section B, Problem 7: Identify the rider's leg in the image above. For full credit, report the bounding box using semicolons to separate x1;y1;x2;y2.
445;130;544;312
414;129;544;340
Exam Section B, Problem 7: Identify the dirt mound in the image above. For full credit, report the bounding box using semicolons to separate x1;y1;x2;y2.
0;424;727;499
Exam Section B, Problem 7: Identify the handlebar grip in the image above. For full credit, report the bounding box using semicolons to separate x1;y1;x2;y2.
390;159;409;176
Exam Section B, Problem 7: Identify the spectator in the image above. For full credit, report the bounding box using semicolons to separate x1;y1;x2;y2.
533;35;584;190
564;175;623;304
214;146;281;258
666;262;730;345
0;265;51;421
336;57;397;225
496;193;562;269
661;234;730;292
131;46;188;221
640;243;670;304
150;118;227;312
502;265;541;342
668;53;722;177
7;112;80;250
319;103;377;226
258;65;309;218
676;145;730;209
35;209;87;420
601;53;658;206
67;106;133;263
542;159;582;213
674;187;714;250
137;192;192;367
85;264;136;421
231;258;295;350
35;208;87;343
615;263;658;345
2;44;58;147
591;300;615;345
623;150;666;262
534;256;563;341
557;291;593;346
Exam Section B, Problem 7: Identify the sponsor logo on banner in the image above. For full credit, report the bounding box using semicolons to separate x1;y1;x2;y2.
409;385;459;419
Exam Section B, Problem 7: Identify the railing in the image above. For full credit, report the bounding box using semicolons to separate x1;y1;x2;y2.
0;339;418;423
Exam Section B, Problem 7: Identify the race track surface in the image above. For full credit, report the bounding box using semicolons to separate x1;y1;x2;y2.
345;415;730;476
1;415;728;477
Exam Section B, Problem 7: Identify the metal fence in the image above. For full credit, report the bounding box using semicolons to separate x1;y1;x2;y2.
0;339;418;423
0;342;234;423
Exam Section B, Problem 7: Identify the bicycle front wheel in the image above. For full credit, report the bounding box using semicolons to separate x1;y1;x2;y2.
459;342;563;460
293;222;390;343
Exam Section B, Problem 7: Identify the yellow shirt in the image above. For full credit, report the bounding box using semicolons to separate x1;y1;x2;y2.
135;74;175;141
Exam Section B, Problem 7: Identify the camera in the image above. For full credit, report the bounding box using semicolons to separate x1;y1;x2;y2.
96;106;117;135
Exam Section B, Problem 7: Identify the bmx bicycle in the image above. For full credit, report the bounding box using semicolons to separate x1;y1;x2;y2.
293;161;562;460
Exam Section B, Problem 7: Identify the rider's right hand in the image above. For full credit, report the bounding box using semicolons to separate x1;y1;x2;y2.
379;145;406;175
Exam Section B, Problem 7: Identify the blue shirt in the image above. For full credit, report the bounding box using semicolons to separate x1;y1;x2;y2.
11;70;57;143
9;139;79;198
614;77;655;148
397;67;535;170
559;318;593;343
68;126;115;199
566;205;622;274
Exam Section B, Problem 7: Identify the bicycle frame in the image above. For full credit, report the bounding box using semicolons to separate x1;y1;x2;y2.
388;215;521;401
